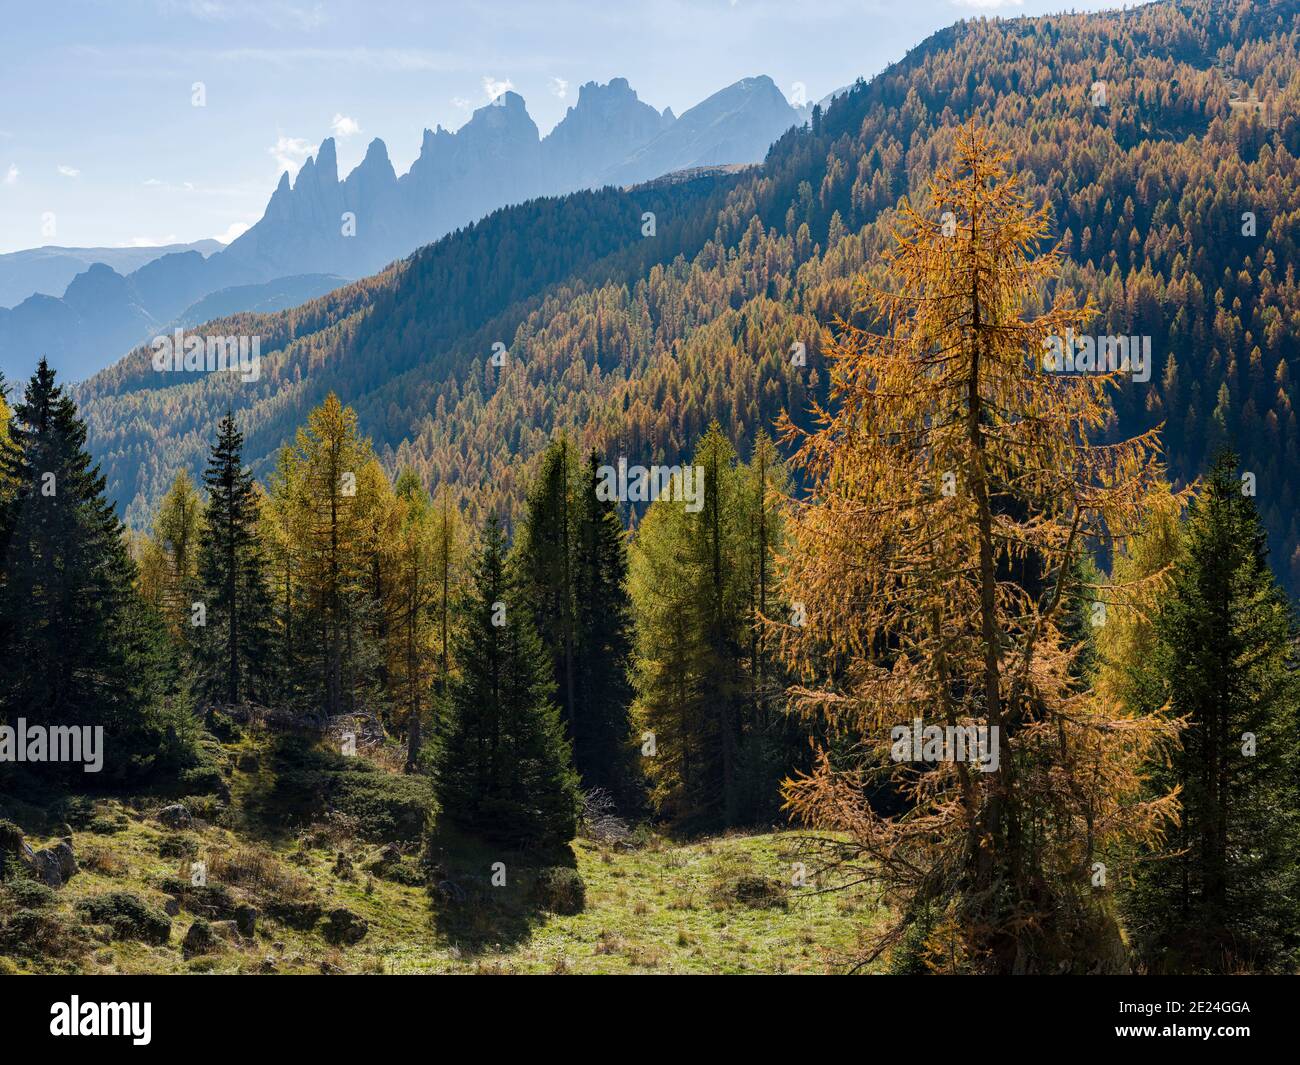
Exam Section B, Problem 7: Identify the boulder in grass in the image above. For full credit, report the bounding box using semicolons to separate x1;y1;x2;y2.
182;919;217;958
51;841;77;883
26;840;76;889
29;849;64;888
157;804;192;830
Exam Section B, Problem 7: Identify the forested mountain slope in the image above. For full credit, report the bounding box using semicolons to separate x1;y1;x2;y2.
73;0;1300;585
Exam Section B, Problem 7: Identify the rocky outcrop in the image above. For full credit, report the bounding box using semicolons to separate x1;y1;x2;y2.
0;821;77;888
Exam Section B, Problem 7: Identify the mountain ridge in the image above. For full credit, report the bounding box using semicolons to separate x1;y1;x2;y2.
0;75;807;385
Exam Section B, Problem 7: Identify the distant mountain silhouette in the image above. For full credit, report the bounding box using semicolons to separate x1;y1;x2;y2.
0;76;805;385
0;240;222;309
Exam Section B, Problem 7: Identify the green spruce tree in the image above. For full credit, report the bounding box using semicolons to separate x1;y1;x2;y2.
573;449;637;804
434;515;580;850
515;437;579;736
192;412;276;705
0;360;181;778
1128;450;1300;972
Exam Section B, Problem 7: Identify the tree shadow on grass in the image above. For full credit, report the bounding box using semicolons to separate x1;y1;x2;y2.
425;822;580;957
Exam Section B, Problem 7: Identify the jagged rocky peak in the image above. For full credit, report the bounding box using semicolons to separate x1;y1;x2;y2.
348;138;397;182
542;77;674;190
315;136;339;183
472;90;539;137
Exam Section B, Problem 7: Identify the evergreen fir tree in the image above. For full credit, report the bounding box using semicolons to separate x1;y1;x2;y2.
572;449;637;804
0;360;179;775
192;412;276;705
434;515;580;850
515;437;579;736
1128;450;1300;972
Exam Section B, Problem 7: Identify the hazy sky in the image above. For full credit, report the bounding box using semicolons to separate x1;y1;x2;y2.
0;0;1124;254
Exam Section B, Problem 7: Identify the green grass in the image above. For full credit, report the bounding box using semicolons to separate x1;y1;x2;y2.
0;735;884;975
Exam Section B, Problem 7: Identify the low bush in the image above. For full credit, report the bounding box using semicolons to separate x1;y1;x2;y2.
533;867;586;915
75;892;171;945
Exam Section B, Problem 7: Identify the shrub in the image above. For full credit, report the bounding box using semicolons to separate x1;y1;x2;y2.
532;867;586;915
0;907;88;959
158;877;238;920
157;835;198;859
266;899;322;930
710;874;787;910
321;907;368;946
0;819;22;854
74;893;170;945
179;764;226;795
249;737;433;842
79;844;128;878
2;879;58;910
330;772;433;843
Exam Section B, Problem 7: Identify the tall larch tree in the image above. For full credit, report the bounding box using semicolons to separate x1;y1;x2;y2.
271;393;377;717
146;469;203;635
776;125;1180;973
390;468;438;770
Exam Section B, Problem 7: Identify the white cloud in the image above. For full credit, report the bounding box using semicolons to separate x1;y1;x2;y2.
549;76;568;100
213;220;251;243
451;96;471;110
952;0;1024;8
3;164;18;186
57;165;81;178
268;134;318;176
482;76;513;102
330;113;361;139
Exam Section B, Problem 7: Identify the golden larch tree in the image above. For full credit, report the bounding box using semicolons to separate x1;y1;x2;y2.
775;123;1182;974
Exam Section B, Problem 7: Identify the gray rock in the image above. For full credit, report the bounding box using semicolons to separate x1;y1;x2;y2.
211;920;241;942
181;919;217;958
235;905;257;938
157;804;192;830
29;849;63;888
51;841;77;882
163;898;180;917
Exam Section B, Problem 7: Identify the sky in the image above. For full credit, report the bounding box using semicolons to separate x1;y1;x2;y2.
0;0;1126;254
